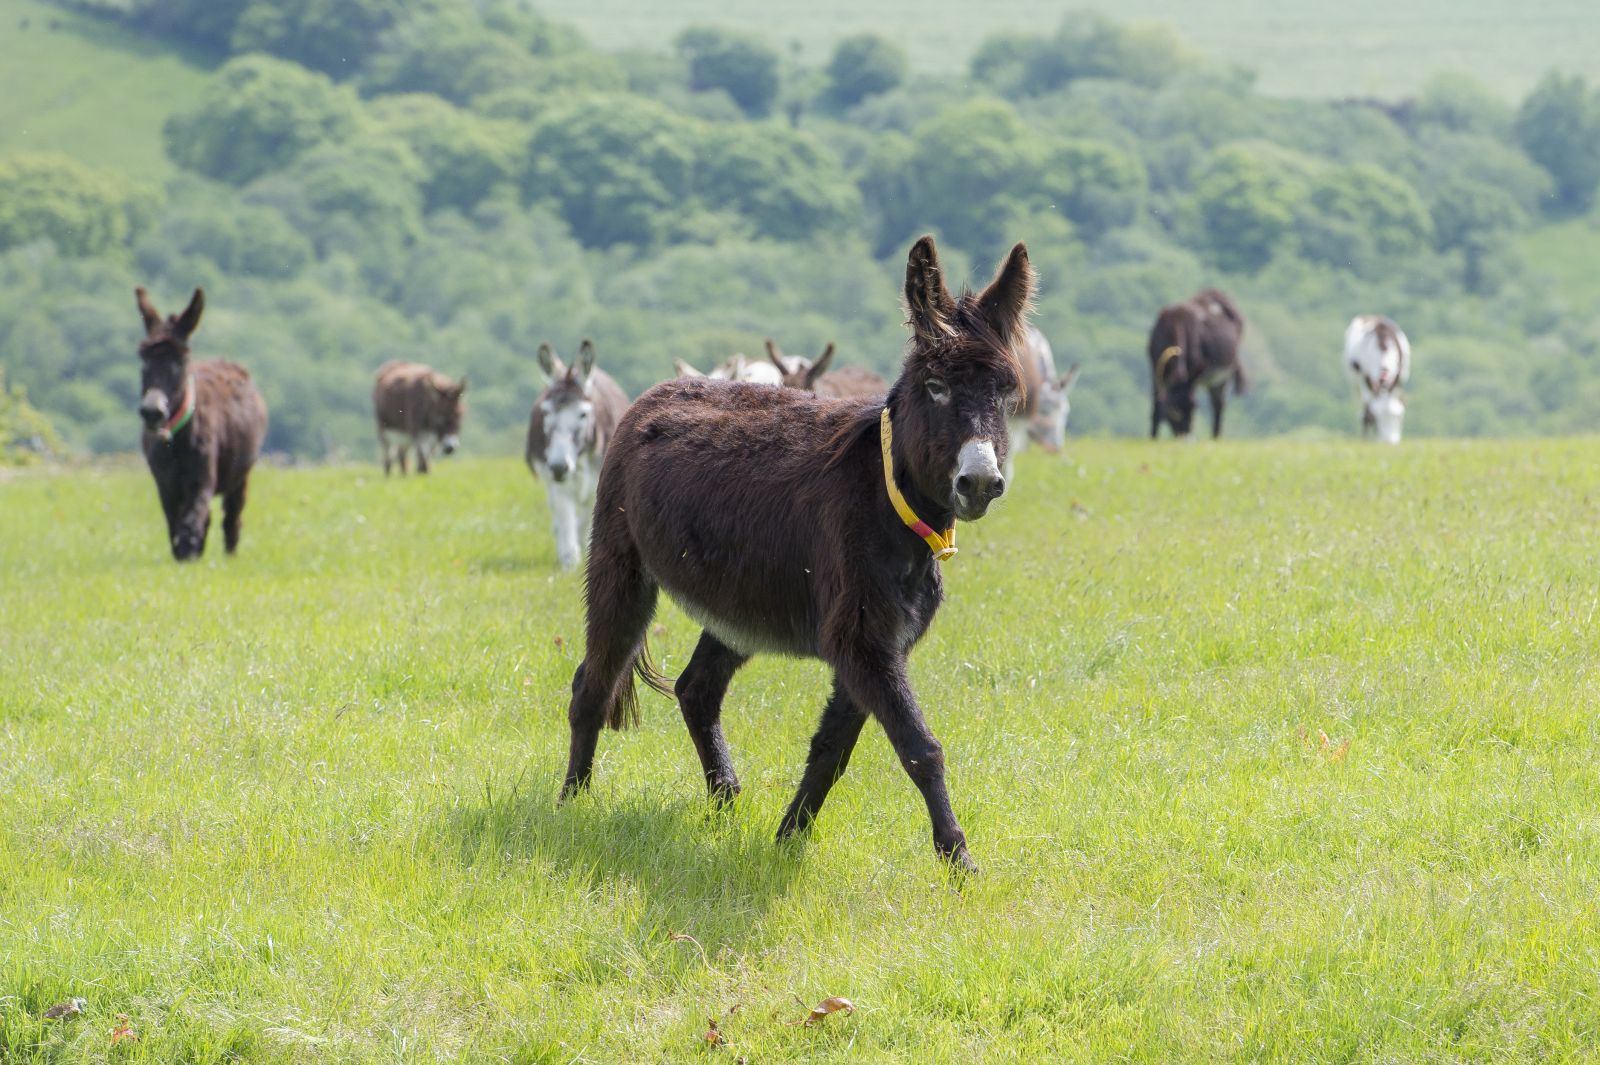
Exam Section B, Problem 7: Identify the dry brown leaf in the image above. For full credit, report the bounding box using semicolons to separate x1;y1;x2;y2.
790;995;855;1027
703;1018;726;1046
110;1014;138;1045
43;999;85;1020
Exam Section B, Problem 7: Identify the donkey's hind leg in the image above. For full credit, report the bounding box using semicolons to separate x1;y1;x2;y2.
776;682;868;840
1209;384;1228;439
560;527;660;799
222;477;249;554
675;631;748;803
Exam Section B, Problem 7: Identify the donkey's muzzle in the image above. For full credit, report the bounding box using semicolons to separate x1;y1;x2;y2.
139;392;168;428
548;462;570;483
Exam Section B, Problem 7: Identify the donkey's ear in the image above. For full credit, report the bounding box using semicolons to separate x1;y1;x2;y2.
904;235;956;344
135;287;162;334
1059;363;1080;393
537;343;563;381
976;242;1033;346
175;288;205;338
765;338;786;372
805;343;837;388
454;375;467;396
673;358;703;378
575;339;596;385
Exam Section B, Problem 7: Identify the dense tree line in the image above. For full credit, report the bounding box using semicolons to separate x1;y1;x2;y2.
5;3;1600;458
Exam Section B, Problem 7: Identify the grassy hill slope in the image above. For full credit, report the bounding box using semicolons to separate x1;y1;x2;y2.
539;0;1599;99
3;441;1600;1060
0;0;211;180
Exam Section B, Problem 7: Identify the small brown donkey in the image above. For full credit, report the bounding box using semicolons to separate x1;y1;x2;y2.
135;287;268;561
560;236;1029;873
372;361;467;475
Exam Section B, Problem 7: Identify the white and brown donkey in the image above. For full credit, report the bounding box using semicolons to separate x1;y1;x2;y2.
526;340;630;570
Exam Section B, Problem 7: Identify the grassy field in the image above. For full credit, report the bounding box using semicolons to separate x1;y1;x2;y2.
0;0;211;181
539;0;1599;99
3;441;1599;1061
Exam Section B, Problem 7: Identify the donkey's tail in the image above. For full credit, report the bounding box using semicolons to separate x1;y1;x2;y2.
1232;361;1249;396
607;637;675;730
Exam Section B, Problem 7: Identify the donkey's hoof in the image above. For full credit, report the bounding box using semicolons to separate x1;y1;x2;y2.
707;779;742;807
557;778;590;805
942;844;979;878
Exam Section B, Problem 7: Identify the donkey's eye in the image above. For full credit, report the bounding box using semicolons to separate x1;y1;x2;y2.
926;377;950;403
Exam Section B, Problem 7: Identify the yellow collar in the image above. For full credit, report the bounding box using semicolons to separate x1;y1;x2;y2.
879;408;957;562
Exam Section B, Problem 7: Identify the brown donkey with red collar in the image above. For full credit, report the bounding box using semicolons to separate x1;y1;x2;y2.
558;236;1030;873
135;287;268;561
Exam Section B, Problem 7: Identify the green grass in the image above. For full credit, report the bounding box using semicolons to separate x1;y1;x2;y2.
539;0;1599;99
3;440;1600;1062
0;0;212;181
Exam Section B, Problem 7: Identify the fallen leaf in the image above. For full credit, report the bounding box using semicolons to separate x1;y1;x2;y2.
553;635;565;651
703;1018;726;1046
791;995;855;1027
110;1014;138;1045
43;998;85;1019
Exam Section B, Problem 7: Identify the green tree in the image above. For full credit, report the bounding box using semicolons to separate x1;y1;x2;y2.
1041;139;1147;239
1428;175;1523;292
164;55;361;185
524;95;699;248
0;368;64;464
695;126;861;241
878;98;1066;259
134;0;252;52
1190;144;1307;273
0;154;153;257
973;13;1193;97
675;26;781;117
1514;72;1600;213
1415;72;1512;136
1298;164;1432;273
231;0;419;78
824;34;906;110
369;95;520;213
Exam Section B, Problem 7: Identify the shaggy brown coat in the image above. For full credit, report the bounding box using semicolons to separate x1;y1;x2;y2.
558;236;1031;873
1147;287;1247;438
135;287;268;561
372;361;466;474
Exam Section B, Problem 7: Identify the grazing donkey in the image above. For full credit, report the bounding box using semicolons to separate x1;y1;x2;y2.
559;236;1029;873
1344;315;1411;444
372;362;467;475
1147;288;1247;438
134;287;268;561
526;339;630;571
1008;324;1079;463
672;352;783;386
763;339;888;399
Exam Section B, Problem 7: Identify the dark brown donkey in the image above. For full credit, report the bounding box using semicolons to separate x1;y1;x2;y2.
134;287;268;561
559;236;1029;873
764;339;888;399
1147;288;1247;438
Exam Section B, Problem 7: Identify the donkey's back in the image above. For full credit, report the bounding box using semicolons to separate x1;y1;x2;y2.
599;378;877;656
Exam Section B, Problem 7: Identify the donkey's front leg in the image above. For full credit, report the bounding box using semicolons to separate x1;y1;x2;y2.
172;488;214;561
543;471;582;571
833;653;975;872
777;682;868;840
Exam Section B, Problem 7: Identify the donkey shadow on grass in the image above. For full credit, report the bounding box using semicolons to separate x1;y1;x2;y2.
442;774;806;940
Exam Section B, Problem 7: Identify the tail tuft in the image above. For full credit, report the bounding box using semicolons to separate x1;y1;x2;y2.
606;636;674;730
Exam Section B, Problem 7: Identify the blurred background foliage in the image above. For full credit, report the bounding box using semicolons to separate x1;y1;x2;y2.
2;0;1599;457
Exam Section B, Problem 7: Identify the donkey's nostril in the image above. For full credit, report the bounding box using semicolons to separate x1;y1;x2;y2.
991;476;1005;499
955;474;974;497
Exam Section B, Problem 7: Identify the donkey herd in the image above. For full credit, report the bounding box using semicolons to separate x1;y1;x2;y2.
128;235;1414;869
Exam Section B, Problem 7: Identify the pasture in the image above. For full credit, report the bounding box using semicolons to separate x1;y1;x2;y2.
3;440;1599;1062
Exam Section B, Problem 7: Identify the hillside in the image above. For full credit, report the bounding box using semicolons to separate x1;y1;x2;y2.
0;0;212;180
538;0;1600;99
